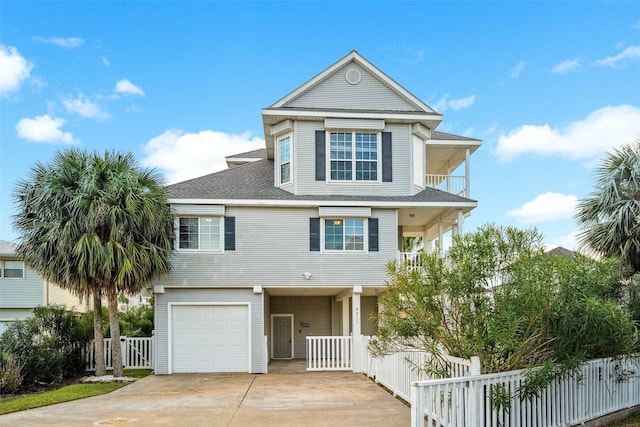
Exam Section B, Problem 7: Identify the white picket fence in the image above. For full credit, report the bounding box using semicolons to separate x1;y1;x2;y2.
361;336;480;403
411;357;640;427
306;335;352;371
85;336;154;371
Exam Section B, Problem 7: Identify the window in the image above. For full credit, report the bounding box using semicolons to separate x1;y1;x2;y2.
330;132;378;181
1;260;24;279
279;136;291;184
324;219;364;251
178;217;221;250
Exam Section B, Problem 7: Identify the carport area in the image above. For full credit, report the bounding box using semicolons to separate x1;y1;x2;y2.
0;363;411;426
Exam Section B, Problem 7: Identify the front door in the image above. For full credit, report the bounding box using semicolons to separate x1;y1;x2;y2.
272;315;293;359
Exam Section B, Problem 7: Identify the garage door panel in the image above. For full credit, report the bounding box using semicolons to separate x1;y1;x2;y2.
171;305;249;373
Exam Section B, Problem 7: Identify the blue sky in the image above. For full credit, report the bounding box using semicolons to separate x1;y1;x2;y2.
1;1;639;249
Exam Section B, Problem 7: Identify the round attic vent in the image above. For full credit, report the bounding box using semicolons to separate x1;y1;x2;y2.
345;68;361;85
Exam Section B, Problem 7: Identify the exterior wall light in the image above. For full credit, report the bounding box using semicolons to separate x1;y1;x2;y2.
302;272;312;280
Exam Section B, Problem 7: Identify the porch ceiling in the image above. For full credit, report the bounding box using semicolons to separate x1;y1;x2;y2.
265;286;384;297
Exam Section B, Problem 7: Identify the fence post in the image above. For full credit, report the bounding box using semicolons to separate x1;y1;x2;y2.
470;356;481;376
411;383;425;427
120;336;127;370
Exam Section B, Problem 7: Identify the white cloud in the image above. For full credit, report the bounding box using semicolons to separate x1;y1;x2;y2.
141;129;264;184
507;193;578;223
33;36;84;49
551;57;582;74
494;104;640;162
0;44;33;97
102;56;110;67
15;115;79;144
433;93;476;112
509;61;525;78
62;94;110;121
114;79;144;96
595;45;640;67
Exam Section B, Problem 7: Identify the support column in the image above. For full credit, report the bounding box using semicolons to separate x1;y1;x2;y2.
465;148;471;198
456;210;464;237
351;286;362;373
438;220;445;257
342;297;350;336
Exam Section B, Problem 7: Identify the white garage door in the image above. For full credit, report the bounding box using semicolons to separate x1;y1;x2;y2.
171;305;249;373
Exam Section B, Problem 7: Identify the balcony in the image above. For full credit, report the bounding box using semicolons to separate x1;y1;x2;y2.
425;174;468;198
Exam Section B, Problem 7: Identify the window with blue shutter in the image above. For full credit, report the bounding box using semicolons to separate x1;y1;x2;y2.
224;216;235;251
309;218;320;251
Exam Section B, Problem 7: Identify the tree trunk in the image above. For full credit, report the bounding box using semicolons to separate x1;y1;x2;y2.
93;293;106;376
107;288;124;377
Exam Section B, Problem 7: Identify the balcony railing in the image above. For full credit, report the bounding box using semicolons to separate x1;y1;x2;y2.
399;252;452;273
425;174;467;197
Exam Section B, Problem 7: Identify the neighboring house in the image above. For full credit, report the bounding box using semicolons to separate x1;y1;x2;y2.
0;239;90;333
153;51;481;374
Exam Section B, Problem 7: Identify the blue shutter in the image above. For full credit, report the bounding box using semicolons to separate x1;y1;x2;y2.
315;130;326;181
382;132;392;182
310;218;320;251
224;216;235;251
368;218;379;252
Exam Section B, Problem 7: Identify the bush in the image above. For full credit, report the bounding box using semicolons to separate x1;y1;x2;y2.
0;305;92;393
0;352;24;394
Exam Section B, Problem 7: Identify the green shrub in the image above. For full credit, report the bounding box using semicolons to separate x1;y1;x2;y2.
0;305;92;393
0;352;24;394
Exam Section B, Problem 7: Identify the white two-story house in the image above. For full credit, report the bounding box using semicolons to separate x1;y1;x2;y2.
153;51;480;374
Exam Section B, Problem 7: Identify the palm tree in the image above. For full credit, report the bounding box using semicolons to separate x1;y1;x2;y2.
13;149;174;377
575;137;640;274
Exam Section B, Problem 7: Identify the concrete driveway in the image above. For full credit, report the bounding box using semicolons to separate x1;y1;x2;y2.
0;367;410;426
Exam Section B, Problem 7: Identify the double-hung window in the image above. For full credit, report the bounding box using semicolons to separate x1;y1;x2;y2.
330;132;379;181
279;135;291;185
324;218;365;251
0;260;24;279
178;217;222;250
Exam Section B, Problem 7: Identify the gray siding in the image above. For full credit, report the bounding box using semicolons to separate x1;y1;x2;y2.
270;296;332;359
0;308;33;322
287;63;418;111
159;207;397;288
294;121;412;196
155;288;265;374
0;264;43;308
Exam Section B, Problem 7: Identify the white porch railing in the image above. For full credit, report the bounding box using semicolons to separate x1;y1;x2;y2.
306;336;352;371
361;335;480;403
399;252;423;272
426;174;467;197
411;357;640;427
85;336;154;371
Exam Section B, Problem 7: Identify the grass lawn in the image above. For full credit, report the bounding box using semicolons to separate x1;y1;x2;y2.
609;412;640;426
0;369;152;416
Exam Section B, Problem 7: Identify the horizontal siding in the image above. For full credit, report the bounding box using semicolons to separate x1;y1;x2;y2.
270;296;331;359
325;118;385;130
288;63;417;111
0;266;43;308
0;308;33;321
155;288;264;374
160;207;397;288
47;284;89;312
172;205;225;216
318;206;371;217
294;121;412;196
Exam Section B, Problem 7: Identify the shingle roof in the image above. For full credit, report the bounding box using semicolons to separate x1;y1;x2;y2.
225;149;267;160
168;159;475;204
431;131;481;142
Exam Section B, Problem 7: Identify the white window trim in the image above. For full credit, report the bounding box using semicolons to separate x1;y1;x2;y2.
326;131;381;184
276;133;293;187
175;216;224;253
0;260;25;280
320;218;368;254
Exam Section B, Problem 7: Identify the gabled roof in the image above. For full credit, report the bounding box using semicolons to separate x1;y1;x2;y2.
270;51;436;114
168;159;476;206
431;131;481;143
0;239;17;256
